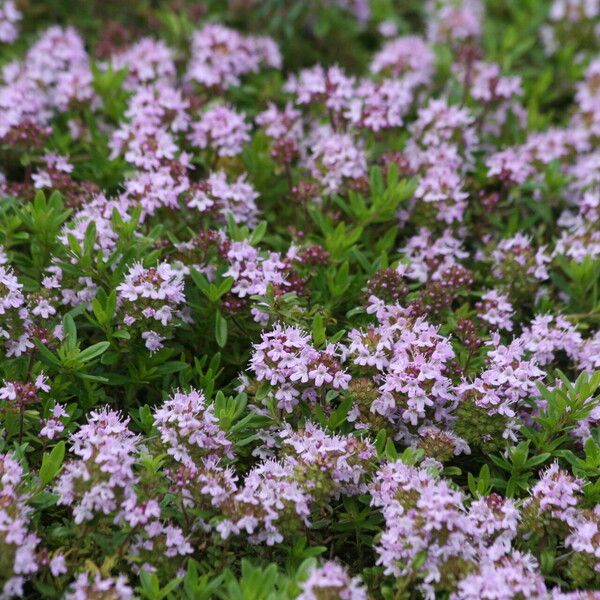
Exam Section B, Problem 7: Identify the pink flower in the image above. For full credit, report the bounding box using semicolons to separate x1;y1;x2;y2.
370;35;435;88
189;104;250;157
187;23;280;89
298;562;367;600
306;127;367;194
250;324;351;412
477;290;514;331
0;453;40;593
66;573;133;600
49;554;67;577
141;330;164;353
108;38;175;90
0;1;21;43
153;388;233;466
188;170;259;226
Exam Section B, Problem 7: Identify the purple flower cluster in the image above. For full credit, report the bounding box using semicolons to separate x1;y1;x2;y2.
187;23;281;90
187;170;259;226
298;561;367;600
369;460;584;599
153;388;233;466
65;573;133;600
0;1;20;44
0;454;40;599
55;409;140;524
116;262;187;352
0;26;93;147
217;422;374;544
249;324;351;412
347;303;456;436
189;104;251;158
108;38;175;90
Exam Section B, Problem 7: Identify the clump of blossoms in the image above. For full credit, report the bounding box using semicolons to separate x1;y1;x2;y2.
554;212;600;263
486;146;535;186
345;78;413;132
519;314;583;366
402;97;478;223
121;166;190;220
14;26;95;112
0;1;20;44
521;463;583;534
65;573;133;600
109;84;190;171
285;65;355;119
116;262;187;353
56;409;194;574
369;460;551;599
188;104;250;158
541;0;600;55
216;457;312;545
400;227;469;283
565;507;600;587
222;240;299;323
150;388;238;518
297;562;367;600
255;101;303;158
279;422;376;496
370;461;477;596
153;388;233;466
427;0;483;45
248;324;351;412
413;425;470;463
0;373;49;414
0;454;40;599
107;37;175;90
128;520;193;574
476;290;514;332
55;408;140;524
217;423;373;545
458;60;523;137
347;301;456;438
370;35;435;89
488;233;551;300
39;263;97;311
187;170;259;226
60;193;127;257
187;23;281;90
451;551;549;600
305;127;367;194
455;335;545;447
0;265;31;357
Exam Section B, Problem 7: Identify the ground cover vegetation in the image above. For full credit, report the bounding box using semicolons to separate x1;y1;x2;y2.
0;0;600;598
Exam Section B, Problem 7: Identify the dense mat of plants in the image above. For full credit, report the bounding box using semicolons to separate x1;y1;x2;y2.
0;0;600;598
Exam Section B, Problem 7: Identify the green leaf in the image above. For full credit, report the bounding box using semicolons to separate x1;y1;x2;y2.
312;313;325;346
155;361;189;375
191;268;210;296
78;341;110;363
39;441;65;485
34;340;61;367
250;220;267;245
412;550;427;571
63;314;77;351
385;439;398;461
328;395;353;429
215;311;228;348
139;571;160;599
